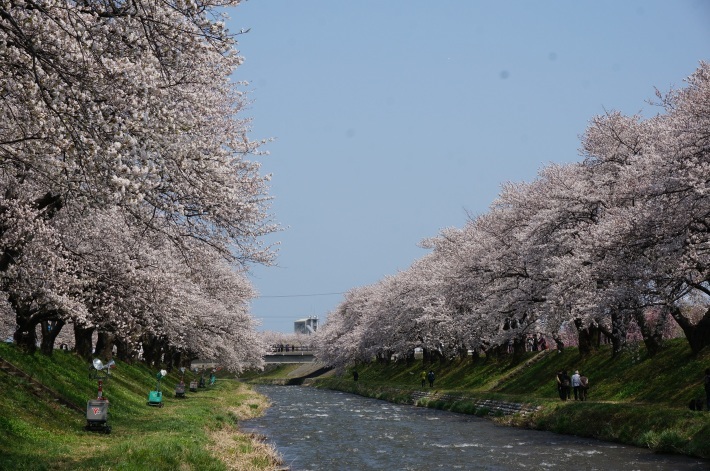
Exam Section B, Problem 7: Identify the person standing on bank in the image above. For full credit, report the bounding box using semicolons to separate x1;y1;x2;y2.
420;370;427;388
704;368;710;411
580;373;589;401
427;370;435;387
571;370;582;401
560;370;571;400
557;370;571;400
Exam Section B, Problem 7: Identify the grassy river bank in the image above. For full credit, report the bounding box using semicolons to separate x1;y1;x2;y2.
0;343;284;471
3;338;710;469
249;338;710;461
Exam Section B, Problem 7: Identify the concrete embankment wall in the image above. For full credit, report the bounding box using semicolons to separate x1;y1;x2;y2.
409;390;541;416
307;380;541;417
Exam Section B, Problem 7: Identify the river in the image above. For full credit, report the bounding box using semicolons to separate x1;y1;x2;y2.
242;385;709;471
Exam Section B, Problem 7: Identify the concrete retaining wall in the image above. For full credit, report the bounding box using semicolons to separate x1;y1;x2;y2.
409;390;541;416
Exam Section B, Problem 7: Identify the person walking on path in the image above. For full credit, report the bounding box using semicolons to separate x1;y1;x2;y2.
571;370;582;400
539;336;547;350
420;370;427;388
704;368;710;411
427;370;435;387
580;373;589;401
556;370;565;401
554;335;565;354
556;370;570;400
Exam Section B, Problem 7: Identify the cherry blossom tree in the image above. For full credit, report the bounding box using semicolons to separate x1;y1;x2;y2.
1;0;274;262
1;0;275;367
0;188;80;353
60;209;266;370
578;63;710;354
315;286;377;368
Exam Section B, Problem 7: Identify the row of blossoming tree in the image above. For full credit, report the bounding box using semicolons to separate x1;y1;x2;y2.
0;0;274;371
316;63;710;368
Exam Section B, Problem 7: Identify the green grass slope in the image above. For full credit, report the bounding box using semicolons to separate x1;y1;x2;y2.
311;339;710;460
0;343;275;471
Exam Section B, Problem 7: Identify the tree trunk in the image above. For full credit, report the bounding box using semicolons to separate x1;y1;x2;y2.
142;334;160;367
469;349;480;362
382;352;390;364
633;309;665;357
574;319;601;356
429;349;444;363
168;348;184;370
607;309;627;357
94;331;115;360
13;317;38;353
457;347;468;360
422;347;436;362
512;336;527;359
9;294;65;354
39;318;65;355
670;305;710;355
10;293;38;353
490;343;509;358
73;323;95;360
114;338;136;363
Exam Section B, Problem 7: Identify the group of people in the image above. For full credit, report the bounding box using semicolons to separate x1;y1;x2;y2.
271;344;310;352
506;334;549;354
420;370;436;388
556;369;589;401
526;334;548;352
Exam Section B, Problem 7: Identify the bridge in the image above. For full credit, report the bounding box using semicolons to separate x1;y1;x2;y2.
256;356;332;384
264;351;316;364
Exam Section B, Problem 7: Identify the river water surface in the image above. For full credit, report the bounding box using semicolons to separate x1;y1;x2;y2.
242;385;708;471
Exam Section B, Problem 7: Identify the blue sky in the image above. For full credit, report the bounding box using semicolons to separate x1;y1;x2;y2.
227;0;710;333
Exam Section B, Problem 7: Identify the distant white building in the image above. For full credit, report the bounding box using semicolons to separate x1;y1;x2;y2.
294;316;318;335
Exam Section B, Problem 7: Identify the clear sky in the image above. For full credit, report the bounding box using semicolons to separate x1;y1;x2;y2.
226;0;710;333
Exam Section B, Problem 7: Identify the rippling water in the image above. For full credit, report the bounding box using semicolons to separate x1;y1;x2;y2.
242;385;708;471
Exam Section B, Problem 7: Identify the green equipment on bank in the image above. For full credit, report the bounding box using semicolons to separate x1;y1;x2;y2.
147;369;167;407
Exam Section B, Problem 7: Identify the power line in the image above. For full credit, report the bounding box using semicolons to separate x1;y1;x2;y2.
257;291;345;299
